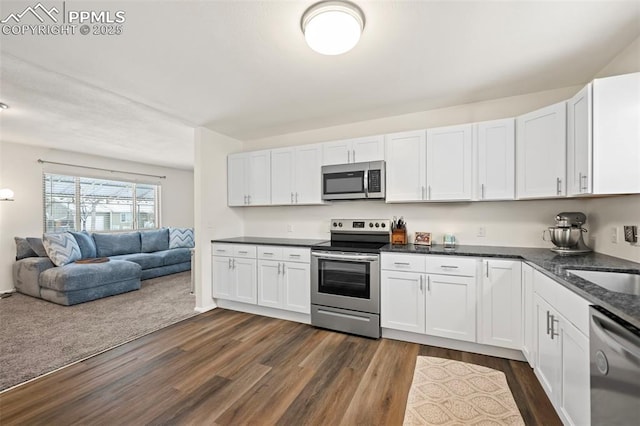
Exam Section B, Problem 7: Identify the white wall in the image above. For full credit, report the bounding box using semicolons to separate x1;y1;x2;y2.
0;141;195;293
193;127;244;311
585;196;640;262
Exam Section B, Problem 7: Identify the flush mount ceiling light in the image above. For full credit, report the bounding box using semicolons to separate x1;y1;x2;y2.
0;102;9;110
0;188;15;201
301;1;365;55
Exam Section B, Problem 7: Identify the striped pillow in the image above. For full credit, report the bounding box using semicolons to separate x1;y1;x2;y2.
43;232;82;266
169;228;195;249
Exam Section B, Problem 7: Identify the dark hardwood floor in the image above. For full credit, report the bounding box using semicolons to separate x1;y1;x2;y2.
0;309;561;425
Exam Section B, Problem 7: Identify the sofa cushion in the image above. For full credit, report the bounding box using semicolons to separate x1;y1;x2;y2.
39;259;142;292
141;229;169;253
26;237;48;257
15;237;38;260
169;228;195;249
93;232;141;257
70;231;97;259
154;248;192;266
110;253;164;270
42;232;82;266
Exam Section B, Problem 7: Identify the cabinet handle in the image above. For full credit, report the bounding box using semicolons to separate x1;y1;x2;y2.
550;315;559;339
263;252;274;255
578;172;583;193
232;258;236;269
238;251;248;254
244;195;248;204
228;258;232;269
295;192;299;203
428;185;432;200
394;262;411;266
352;149;356;163
277;262;281;274
546;310;551;336
216;249;226;253
486;261;489;278
419;275;423;292
289;254;301;257
427;275;431;292
291;192;294;203
440;265;459;269
248;194;251;204
281;263;285;274
481;183;485;199
347;150;351;163
581;173;588;191
421;186;425;200
556;177;562;195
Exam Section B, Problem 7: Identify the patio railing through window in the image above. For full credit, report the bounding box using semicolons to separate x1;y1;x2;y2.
43;173;160;233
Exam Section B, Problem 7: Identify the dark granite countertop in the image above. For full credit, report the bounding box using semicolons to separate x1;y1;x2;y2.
211;236;328;248
382;244;640;328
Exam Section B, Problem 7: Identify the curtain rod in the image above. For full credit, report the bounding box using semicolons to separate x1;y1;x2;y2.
37;159;167;179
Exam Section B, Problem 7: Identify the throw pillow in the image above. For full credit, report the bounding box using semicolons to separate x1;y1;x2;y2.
42;232;82;266
169;227;195;249
141;228;169;253
26;237;48;257
70;231;97;259
15;237;38;260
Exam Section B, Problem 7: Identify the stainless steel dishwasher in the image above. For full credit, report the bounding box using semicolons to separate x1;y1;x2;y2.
589;305;640;425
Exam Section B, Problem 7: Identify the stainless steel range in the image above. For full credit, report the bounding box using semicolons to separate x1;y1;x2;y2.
310;219;390;338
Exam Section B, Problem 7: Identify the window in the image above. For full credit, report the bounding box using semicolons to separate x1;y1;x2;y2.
43;174;160;233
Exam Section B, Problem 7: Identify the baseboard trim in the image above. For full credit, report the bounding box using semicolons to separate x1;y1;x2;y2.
216;299;311;324
194;304;216;314
382;329;527;361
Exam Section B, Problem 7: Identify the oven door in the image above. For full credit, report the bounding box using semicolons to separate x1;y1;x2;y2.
311;251;380;314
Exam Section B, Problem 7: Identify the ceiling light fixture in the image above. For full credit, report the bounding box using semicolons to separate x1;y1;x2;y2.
0;102;9;110
301;1;365;55
0;188;15;201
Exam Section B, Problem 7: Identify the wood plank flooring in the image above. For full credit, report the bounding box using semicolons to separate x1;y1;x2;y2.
0;309;561;425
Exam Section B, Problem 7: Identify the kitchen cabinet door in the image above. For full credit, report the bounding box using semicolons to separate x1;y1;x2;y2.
384;130;427;202
558;317;590;426
381;270;425;333
521;263;536;367
351;135;385;163
476;119;515;200
322;140;351;166
593;72;640;194
567;84;592;196
480;259;522;349
534;295;561;402
233;258;257;304
247;150;271;205
271;148;295;205
227;153;248;206
516;102;567;199
294;144;323;204
425;274;476;342
283;261;310;314
257;260;281;309
426;124;473;201
212;255;234;300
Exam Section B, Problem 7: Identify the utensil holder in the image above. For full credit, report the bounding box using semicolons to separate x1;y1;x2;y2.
392;229;407;245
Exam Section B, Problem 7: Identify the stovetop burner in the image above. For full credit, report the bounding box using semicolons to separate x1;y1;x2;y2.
311;240;387;254
312;218;391;254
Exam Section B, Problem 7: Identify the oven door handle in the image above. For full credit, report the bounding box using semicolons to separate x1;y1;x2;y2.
312;251;379;262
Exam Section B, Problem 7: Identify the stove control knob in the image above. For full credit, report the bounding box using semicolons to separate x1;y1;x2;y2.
375;222;380;228
338;222;343;227
333;222;337;227
381;223;386;228
369;223;374;228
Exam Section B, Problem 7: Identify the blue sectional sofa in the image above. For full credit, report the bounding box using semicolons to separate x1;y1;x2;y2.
13;228;194;306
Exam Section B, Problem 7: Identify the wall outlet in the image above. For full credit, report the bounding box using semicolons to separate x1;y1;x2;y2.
477;226;486;237
610;227;618;244
287;224;293;233
624;225;638;243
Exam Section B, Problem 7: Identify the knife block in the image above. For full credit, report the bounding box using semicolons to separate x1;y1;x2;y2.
392;229;407;245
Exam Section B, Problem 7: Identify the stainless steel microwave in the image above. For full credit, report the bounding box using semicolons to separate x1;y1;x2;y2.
321;161;386;200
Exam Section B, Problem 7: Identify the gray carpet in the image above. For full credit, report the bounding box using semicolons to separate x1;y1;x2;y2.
0;271;196;391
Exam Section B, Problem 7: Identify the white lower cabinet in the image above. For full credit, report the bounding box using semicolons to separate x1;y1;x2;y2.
521;262;536;367
479;259;522;349
534;270;590;426
213;244;310;314
381;254;476;342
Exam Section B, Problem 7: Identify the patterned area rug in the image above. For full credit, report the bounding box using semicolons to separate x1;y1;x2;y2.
403;356;525;425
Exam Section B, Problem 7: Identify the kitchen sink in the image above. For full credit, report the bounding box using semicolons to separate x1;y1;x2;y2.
567;269;640;296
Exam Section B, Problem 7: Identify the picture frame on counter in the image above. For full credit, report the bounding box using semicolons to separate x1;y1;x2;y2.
414;232;432;246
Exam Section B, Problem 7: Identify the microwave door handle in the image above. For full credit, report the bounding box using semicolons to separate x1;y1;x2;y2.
364;169;369;198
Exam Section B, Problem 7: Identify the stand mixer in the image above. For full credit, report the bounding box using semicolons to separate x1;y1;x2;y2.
543;212;592;255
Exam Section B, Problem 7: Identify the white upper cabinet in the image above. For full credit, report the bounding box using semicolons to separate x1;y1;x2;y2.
385;130;427;202
567;73;640;196
271;144;323;205
426;124;473;201
567;84;592;196
227;150;271;206
322;135;385;165
516;102;567;199
475;119;515;200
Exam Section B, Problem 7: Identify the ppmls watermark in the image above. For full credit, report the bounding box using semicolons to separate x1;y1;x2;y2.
1;2;126;36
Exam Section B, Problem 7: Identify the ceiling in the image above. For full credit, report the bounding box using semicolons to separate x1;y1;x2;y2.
1;0;639;170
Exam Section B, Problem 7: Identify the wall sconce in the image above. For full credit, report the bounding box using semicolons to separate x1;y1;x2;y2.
0;188;15;201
